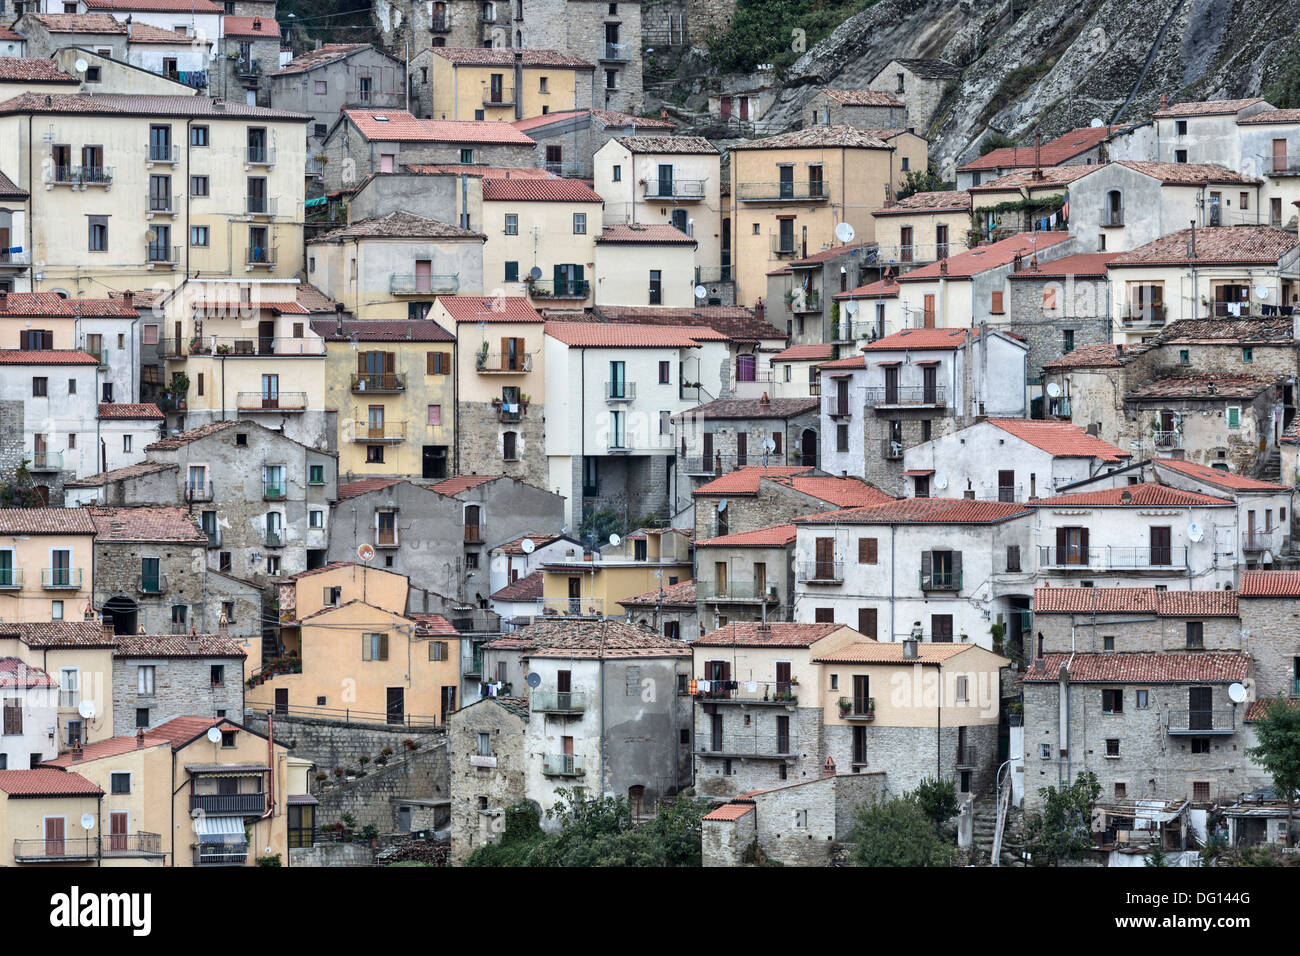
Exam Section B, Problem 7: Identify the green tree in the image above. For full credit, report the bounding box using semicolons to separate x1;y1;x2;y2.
849;794;954;867
895;162;954;201
1245;696;1300;847
1023;772;1102;865
1265;42;1300;110
1144;841;1168;867
912;776;960;832
979;132;1016;155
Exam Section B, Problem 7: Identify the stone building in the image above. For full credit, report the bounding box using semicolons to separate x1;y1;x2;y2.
866;59;960;148
802;89;907;130
617;577;699;641
270;44;407;148
446;695;528;863
1003;252;1115;390
690;467;893;541
777;242;880;346
694;523;795;627
216;15;283;107
111;625;248;737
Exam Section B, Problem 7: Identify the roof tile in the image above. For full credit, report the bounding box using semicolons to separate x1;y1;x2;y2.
1029;482;1234;508
1023;652;1249;683
985;418;1129;462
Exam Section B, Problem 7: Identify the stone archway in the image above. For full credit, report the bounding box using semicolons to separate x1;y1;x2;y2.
103;595;138;635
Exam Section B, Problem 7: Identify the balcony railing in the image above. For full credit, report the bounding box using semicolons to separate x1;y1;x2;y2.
1038;546;1189;569
797;561;844;584
542;753;585;776
483;87;515;106
376;529;399;548
476;351;534;373
920;570;962;591
865;386;947;407
699;580;781;603
146;243;180;265
236;391;309;412
1122;305;1167;327
645;177;707;200
531;691;587;713
601;42;631;61
739;181;828;201
527;279;590;299
430;13;450;30
605;381;636;402
771;237;798;257
190;792;267;815
825;395;853;418
246;246;277;267
102;832;164;856
696;680;799;703
42;568;82;589
464;524;482;544
195;336;324;356
351;421;407;443
881;439;904;460
186;480;213;502
58;690;80;707
0;568;23;588
47;165;113;186
145;144;175;165
13;837;99;861
137;572;167;595
264;484;286;500
790;290;821;313
537;596;605;617
28;451;62;471
146;193;180;216
838;696;875;720
1103;211;1124;228
246;146;275;166
351;373;406;393
542;160;592;178
1167;709;1237;735
0;249;32;266
246;195;277;216
390;273;460;294
194;844;249;865
265;530;283;547
1242;531;1287;551
1152;430;1181;449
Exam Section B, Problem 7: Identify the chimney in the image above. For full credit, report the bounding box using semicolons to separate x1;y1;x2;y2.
902;637;919;659
335;300;345;337
754;298;764;326
1033;130;1043;181
136;727;145;749
939;258;948;275
822;756;836;777
1189;221;1197;259
188;625;199;642
660;108;668;120
71;741;83;761
122;290;134;309
217;614;229;639
101;619;114;644
759;391;770;406
253;16;262;30
1159;93;1168;109
1115;344;1124;357
1013;253;1023;272
1120;489;1132;503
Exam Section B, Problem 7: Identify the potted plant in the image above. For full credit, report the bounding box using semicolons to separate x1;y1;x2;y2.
866;696;875;718
374;754;387;766
402;738;418;750
380;747;394;757
838;696;852;716
360;824;379;847
358;755;369;767
216;343;232;354
989;622;1006;656
332;765;346;778
476;341;489;369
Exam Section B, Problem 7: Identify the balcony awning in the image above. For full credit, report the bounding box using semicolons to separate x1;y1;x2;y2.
286;794;319;806
193;815;246;842
901;469;934;476
185;763;270;775
873;360;902;366
913;359;942;365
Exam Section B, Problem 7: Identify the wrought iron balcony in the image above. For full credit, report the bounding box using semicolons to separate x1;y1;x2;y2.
351;372;406;393
190;792;267;815
0;568;23;588
739;181;828;202
790;290;821;313
542;753;585;776
601;42;630;61
1122;305;1166;327
920;570;961;591
1038;545;1188;570
865;385;947;407
531;691;587;713
14;837;99;861
1152;430;1181;449
246;195;277;217
1242;531;1287;551
699;580;781;603
47;165;113;186
246;146;275;166
527;278;589;299
186;480;213;502
390;273;459;294
351;421;407;443
1167;709;1237;735
483;87;515;106
194;844;249;865
146;193;180;217
537;596;604;617
146;243;180;265
236;391;308;412
265;530;283;547
102;832;164;856
28;451;62;471
696;680;798;704
42;568;82;589
0;249;31;266
246;246;277;268
797;561;843;584
645;177;706;200
838;696;875;720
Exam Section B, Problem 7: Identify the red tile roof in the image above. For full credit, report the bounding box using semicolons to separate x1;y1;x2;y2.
1033;586;1239;616
1113;161;1258;185
0;769;103;797
336;477;405;500
438;295;542;323
593;305;784;343
771;344;832;361
1238;108;1300;125
872;189;970;215
147;716;225;748
0;349;99;365
0;508;96;534
674;397;819;420
696;523;797;548
490;571;545;602
42;734;172;766
958;127;1125;171
1153;458;1289;492
797;497;1032;525
1;622;113;648
969;165;1101;191
765;475;896;508
1108;226;1298;267
862;327;969;350
344;110;535;145
98;402;164;420
0;25;20;40
0;658;54;689
1029;482;1233;508
0;171;26;199
0;293;137;317
545;322;720;348
1006;252;1118;279
618;578;697;607
308;210;484;242
1042;343;1125;369
428;474;501;495
693;622;843;647
430;46;594;69
412;613;457;636
405;164;557;179
82;0;222;10
124;21;213;43
1239;570;1300;597
1023;652;1249;683
591;108;676;130
1245;697;1300;722
22;14;129;34
144;419;237;450
1126;373;1276;401
492;533;568;555
702;801;755;821
612;135;718;154
113;633;247;657
89;506;206;544
895;232;1073;280
596;224;695;244
730;124;892;150
1153;98;1266;118
984;418;1130;462
692;466;813;497
817;354;866;369
813;642;982;664
222;16;280;38
484;619;690;658
835;277;899;301
481;178;603;202
0;58;78;84
819;89;903;106
0;92;307;120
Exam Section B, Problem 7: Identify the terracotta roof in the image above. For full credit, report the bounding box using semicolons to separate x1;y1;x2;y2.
222;16;280;38
818;89;903;107
692;466;813;496
611;135;718;154
126;21;215;44
958;127;1125;171
1033;586;1239;616
1108;226;1298;267
0;92;308;120
0;292;76;316
1028;482;1234;508
591;108;676;130
765;475;897;508
510;109;586;131
308;210;484;242
97;402;163;420
596;224;695;244
797;497;1031;525
863;327;968;350
0;25;20;40
295;285;340;314
438;295;542;323
412;613;457;636
1023;652;1249;683
0;349;99;365
968;165;1098;191
22;13;126;33
272;44;371;76
895;232;1073;280
1;622;114;648
1006;252;1118;279
64;461;176;488
1238;108;1300;125
0;658;54;689
1042;343;1126;370
428;474;501;495
0;769;103;797
42;734;171;766
0;170;27;199
483;619;689;658
310;318;455;342
730;125;891;150
0;508;96;534
545;321;719;347
1245;697;1300;722
481;178;603;202
696;523;797;548
1239;570;1300;597
0;58;78;83
336;477;405;500
818;354;866;369
692;622;842;647
702;801;755;821
490;571;544;602
430;46;593;69
343;110;535;144
593;305;784;342
872;189;971;215
82;0;222;10
89;506;205;543
1152;98;1267;118
1126;373;1276;401
618;578;697;607
147;716;224;748
984;418;1130;462
771;344;832;361
813;642;981;664
144;419;237;450
1154;458;1289;492
1153;315;1295;345
1113;161;1259;185
835;277;899;299
113;633;247;658
283;561;361;581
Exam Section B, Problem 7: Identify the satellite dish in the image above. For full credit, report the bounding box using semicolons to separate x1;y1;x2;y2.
528;266;543;281
1228;682;1248;704
77;700;96;720
1046;382;1062;398
843;300;858;316
206;727;222;743
1187;523;1204;542
763;438;776;453
1090;117;1105;128
717;498;727;512
357;543;375;562
834;222;855;243
525;672;541;688
520;537;536;554
80;813;95;831
934;475;949;490
74;58;89;74
609;533;621;547
694;285;707;300
1255;285;1271;300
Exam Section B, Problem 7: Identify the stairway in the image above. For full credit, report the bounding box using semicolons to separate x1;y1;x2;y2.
970;791;999;865
1261;449;1282;483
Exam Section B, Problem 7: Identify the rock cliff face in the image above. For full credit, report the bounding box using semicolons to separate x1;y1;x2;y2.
750;0;1300;174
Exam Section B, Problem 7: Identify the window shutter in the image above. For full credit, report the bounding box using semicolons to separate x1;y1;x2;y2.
362;635;370;660
358;352;368;374
385;351;396;373
920;550;931;582
1080;528;1090;565
379;633;388;660
1056;527;1067;559
427;352;436;374
721;661;731;682
951;551;962;580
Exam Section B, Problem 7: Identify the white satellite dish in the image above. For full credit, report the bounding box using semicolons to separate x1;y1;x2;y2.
934;475;949;490
74;58;89;74
763;438;776;453
77;700;96;720
528;266;543;281
1046;382;1062;398
1254;285;1270;300
1090;117;1105;128
206;726;222;743
843;300;858;316
834;222;855;243
520;537;536;554
694;285;707;300
609;533;621;547
1187;523;1204;543
717;498;727;512
357;543;375;562
80;813;95;831
1228;682;1248;704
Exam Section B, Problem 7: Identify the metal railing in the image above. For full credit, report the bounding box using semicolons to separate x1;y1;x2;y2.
246;246;277;267
237;391;308;412
390;273;459;294
146;193;179;215
146;143;178;163
542;160;592;178
739;181;828;201
605;381;636;401
351;373;406;392
42;568;82;589
58;690;80;707
920;570;962;591
865;386;947;406
14;838;99;861
771;237;798;257
265;530;283;547
198;336;324;356
190;792;266;814
602;42;631;60
542;753;585;775
246;146;275;165
137;572;167;595
531;691;587;713
1122;305;1167;326
1166;709;1236;734
204;527;222;549
696;680;799;703
825;395;853;417
103;832;163;856
1038;546;1188;569
1152;430;1181;449
956;745;978;767
790;290;821;313
264;483;287;500
48;165;113;185
1242;531;1287;551
483;87;515;106
351;421;407;442
645;177;707;199
28;451;62;471
146;243;180;264
699;580;781;602
527;279;589;299
838;696;875;719
0;249;31;266
797;561;843;583
246;195;277;216
475;351;534;372
0;568;23;588
537;596;605;617
186;480;213;502
430;13;450;30
194;845;250;865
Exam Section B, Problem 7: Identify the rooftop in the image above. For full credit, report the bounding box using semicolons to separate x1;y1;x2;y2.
611;135;718;154
1126;373;1277;401
1042;343;1126;370
0;58;79;84
89;506;206;544
308;210;484;243
342;110;535;145
309;318;455;343
437;295;543;324
835;276;900;300
770;344;832;362
696;523;797;548
983;418;1130;462
764;474;896;508
0;769;103;797
818;88;903;107
676;397;819;420
272;43;371;75
730;124;892;151
968;165;1100;190
1006;252;1118;279
895;232;1073;280
958;126;1125;172
692;466;813;497
1112;160;1259;185
481;178;603;202
428;474;504;495
113;633;247;658
0;658;54;689
1153;458;1289;492
1108;226;1299;267
97;402;163;420
545;322;722;348
0;508;96;535
873;189;971;215
692;622;843;647
596;224;696;244
1152;315;1296;345
0;92;309;121
796;497;1032;525
813;642;986;664
1028;482;1235;508
223;16;279;38
1152;97;1267;118
1033;586;1240;616
429;46;594;69
490;570;544;603
0;621;115;649
618;578;698;608
593;305;785;343
1239;570;1300;597
482;619;689;658
1024;652;1250;683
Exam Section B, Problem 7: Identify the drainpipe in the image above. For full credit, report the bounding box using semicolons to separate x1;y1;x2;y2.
888;524;896;641
513;50;523;122
262;711;276;819
599;656;607;797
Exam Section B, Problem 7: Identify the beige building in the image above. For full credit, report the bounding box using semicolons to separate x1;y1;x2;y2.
871;189;971;269
0;509;96;624
594;224;697;307
0;619;118;750
415;46;595;122
0;768;106;866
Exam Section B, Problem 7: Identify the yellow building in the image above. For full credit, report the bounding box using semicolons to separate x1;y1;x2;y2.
540;528;693;619
0;92;308;297
275;562;410;645
0;508;96;624
313;316;457;479
0;768;104;866
417;46;595;122
969;166;1094;239
0;619;117;750
729;125;928;306
871;188;972;269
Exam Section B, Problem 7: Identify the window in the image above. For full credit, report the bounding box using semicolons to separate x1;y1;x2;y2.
1105;738;1120;757
1227;406;1241;429
504;213;518;235
2;697;21;736
1191;737;1210;754
426;351;449;375
606;70;617;90
1176;119;1188;135
136;708;149;729
1242;347;1253;363
32;377;47;397
367;445;385;463
1101;688;1123;713
460;148;474;164
1240;191;1249;211
503;431;518;460
358;76;372;102
236;433;247;447
190;225;209;247
190;175;209;197
137;664;155;695
1175;149;1188;163
1062;329;1074;353
429;641;449;661
858;537;877;564
659;360;670;384
1192;781;1210;802
612;164;621;181
221;601;234;623
308;464;325;485
504;261;519;282
88;216;108;252
1040;743;1052;759
314;123;327;139
191;126;209;146
991;290;1004;314
221;730;236;748
836;423;848;452
111;772;130;794
362;633;389;661
1186;621;1204;649
573;213;587;234
210;665;225;686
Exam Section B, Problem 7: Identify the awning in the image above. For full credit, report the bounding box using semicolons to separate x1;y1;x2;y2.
185;763;269;775
193;815;246;843
914;359;942;365
873;361;902;366
304;196;328;208
902;470;934;476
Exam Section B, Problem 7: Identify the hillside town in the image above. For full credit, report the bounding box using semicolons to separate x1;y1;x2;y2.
0;0;1296;876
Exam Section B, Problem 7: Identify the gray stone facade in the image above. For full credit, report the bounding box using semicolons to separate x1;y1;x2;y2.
693;702;825;798
456;401;549;490
446;697;528;863
582;453;671;527
270;46;407;148
1006;274;1111;385
695;542;794;626
863;410;962;495
216;31;280;108
527;0;645;114
94;539;209;636
113;651;246;737
242;711;444;772
312;744;451;832
822;721;998;798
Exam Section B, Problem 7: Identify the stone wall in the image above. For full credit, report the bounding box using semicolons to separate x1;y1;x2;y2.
642;0;690;45
822;721;998;798
289;842;376;867
0;401;24;482
1240;596;1300;699
243;711;445;773
95;541;209;636
456;401;549;489
863;410;962;494
749;771;885;865
701;803;755;865
694;703;825;798
1005;277;1111;383
446;698;527;864
1035;613;1243;656
313;744;451;832
115;655;245;737
684;0;734;41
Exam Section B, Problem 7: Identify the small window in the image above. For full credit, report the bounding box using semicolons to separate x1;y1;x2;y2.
1176;120;1188;136
1186;621;1204;649
315;80;327;95
1242;347;1253;363
1227;406;1241;429
428;641;449;661
1179;349;1190;364
612;164;621;182
310;510;324;528
210;665;225;686
190;175;209;196
1192;781;1210;802
1135;689;1150;709
32;377;47;397
504;213;518;235
190;225;209;247
111;772;130;794
1103;636;1115;651
221;730;236;748
221;601;234;622
309;464;325;484
191;126;209;147
1101;688;1123;713
460;148;474;164
573;213;587;234
136;708;149;728
1175;149;1188;163
1040;743;1051;759
1191;737;1210;754
236;433;248;446
1105;738;1120;757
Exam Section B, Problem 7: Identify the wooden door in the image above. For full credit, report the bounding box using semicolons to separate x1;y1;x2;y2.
884;366;899;405
775;661;792;696
1188;687;1212;730
1275;138;1288;173
923;294;936;327
815;537;834;579
568;576;581;614
45;817;65;858
386;687;405;725
1150;526;1171;566
110;812;128;852
931;614;953;642
274;688;288;714
736;432;747;467
415;259;432;293
922;365;937;404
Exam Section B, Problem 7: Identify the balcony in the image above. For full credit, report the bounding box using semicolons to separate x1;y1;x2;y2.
695;265;733;283
13;838;99;862
483;87;515;106
190;791;267;815
476;351;534;373
376;529;399;548
186;480;213;502
542;160;592;178
390;273;460;294
881;439;904;460
245;146;275;166
28;451;62;471
351;373;406;393
264;530;283;547
1122;305;1166;327
42;568;82;589
1102;211;1124;228
137;572;168;595
351;421;407;443
145;243;180;267
920;570;961;591
264;484;287;501
738;181;828;202
527;278;590;300
790;290;821;314
531;690;587;714
0;568;23;589
246;246;277;269
699;580;781;604
696;680;799;704
838;696;875;720
0;249;31;267
605;381;636;402
645;177;707;200
246;195;277;217
601;42;631;61
797;561;843;584
200;336;324;357
145;143;179;165
146;193;180;217
102;832;164;857
1167;709;1237;735
771;236;798;258
1243;531;1287;552
194;845;249;866
542;753;585;776
430;13;450;31
492;398;528;422
1037;546;1189;570
464;524;482;544
537;596;604;618
47;165;114;187
1152;430;1181;450
236;391;308;413
865;385;947;407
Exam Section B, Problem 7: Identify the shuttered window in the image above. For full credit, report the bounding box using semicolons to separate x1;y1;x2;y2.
858;537;878;564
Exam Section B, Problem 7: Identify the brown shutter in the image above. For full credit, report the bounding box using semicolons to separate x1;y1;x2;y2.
379;633;389;660
857;607;877;639
951;550;962;583
1056;527;1067;562
385;351;396;372
358;351;368;373
721;661;731;682
500;337;509;370
1080;528;1090;565
921;549;931;583
427;352;436;374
